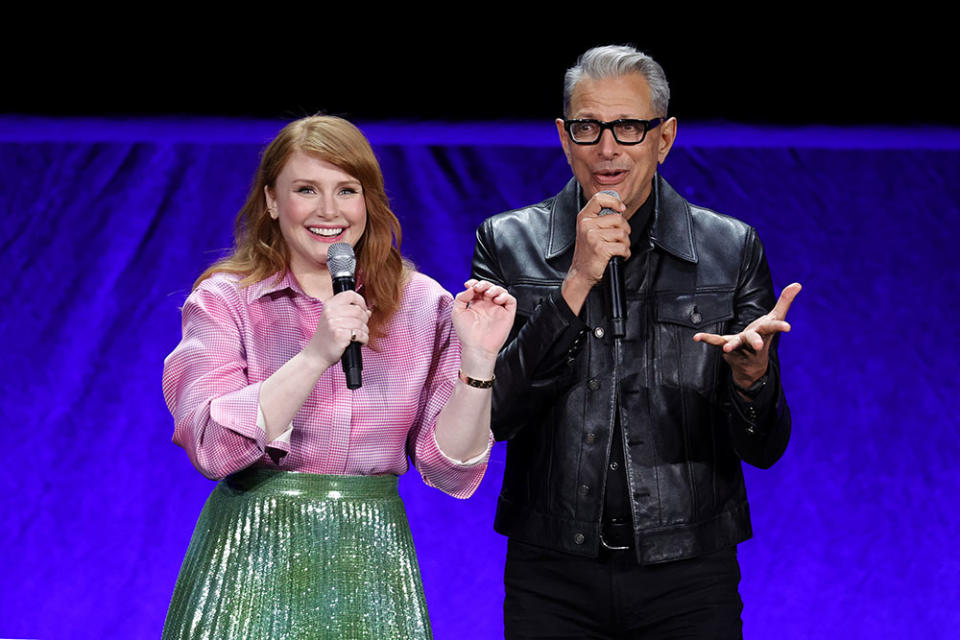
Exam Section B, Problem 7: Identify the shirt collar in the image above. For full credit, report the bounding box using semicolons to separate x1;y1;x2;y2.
628;189;654;250
244;271;304;303
243;269;367;303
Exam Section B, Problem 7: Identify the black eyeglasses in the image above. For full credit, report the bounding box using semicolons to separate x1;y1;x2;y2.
563;118;665;145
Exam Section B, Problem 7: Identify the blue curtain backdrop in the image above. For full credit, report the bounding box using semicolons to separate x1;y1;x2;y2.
1;116;958;639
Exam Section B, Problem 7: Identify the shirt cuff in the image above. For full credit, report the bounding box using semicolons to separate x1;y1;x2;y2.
728;365;779;434
257;403;293;455
209;382;264;444
550;288;588;327
529;290;590;372
433;429;493;466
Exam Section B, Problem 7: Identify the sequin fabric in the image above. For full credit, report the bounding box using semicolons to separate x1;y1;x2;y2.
162;470;432;639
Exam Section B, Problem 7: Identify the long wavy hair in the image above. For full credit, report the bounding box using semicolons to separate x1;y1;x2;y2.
196;115;408;342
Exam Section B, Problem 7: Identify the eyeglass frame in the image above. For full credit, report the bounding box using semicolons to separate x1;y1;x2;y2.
562;117;666;145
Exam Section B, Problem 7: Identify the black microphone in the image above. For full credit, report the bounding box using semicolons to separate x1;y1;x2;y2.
598;190;626;339
327;242;363;389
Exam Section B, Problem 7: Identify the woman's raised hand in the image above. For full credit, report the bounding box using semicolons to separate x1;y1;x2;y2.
453;280;516;370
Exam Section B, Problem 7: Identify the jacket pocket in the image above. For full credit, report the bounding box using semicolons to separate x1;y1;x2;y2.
510;281;563;318
655;291;734;330
654;290;734;390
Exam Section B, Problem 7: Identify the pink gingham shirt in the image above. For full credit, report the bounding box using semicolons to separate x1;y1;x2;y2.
162;270;489;499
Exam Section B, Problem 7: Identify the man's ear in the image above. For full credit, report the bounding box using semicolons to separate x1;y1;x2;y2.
657;117;678;165
556;118;573;165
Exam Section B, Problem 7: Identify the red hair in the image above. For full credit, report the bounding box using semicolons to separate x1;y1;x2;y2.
195;115;408;343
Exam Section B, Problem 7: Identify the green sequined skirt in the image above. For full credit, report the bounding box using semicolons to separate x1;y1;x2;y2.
162;469;432;640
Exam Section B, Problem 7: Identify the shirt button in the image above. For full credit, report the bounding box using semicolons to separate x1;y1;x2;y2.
574;533;585;545
587;378;600;391
585;432;597;444
594;327;605;339
609;461;619;471
578;484;590;496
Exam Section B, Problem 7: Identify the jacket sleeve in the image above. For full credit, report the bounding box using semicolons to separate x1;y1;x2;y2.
720;227;791;469
471;219;588;441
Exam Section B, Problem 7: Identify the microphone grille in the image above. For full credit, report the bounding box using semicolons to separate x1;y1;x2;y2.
327;242;356;279
597;190;622;217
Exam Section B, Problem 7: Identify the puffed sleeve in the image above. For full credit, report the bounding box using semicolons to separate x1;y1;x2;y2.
405;288;492;499
162;279;288;479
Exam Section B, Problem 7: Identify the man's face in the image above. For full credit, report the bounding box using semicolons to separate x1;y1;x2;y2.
556;73;677;218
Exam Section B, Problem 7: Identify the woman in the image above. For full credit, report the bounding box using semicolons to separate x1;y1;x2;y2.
161;115;515;639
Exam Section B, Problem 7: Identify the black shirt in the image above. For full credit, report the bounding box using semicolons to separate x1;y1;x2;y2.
602;188;654;524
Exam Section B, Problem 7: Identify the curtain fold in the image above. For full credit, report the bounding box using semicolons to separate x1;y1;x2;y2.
1;117;957;639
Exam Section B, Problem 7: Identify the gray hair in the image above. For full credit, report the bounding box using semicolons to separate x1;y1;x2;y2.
563;45;670;117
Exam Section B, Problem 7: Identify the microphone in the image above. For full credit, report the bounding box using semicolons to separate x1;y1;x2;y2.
327;242;363;389
597;190;626;339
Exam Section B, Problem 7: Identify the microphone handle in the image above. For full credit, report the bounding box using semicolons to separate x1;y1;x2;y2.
608;257;626;339
598;194;627;339
332;276;363;389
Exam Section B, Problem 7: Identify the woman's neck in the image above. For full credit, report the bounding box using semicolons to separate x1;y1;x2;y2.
292;267;334;301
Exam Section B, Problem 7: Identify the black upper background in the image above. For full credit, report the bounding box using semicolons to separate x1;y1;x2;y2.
5;20;954;125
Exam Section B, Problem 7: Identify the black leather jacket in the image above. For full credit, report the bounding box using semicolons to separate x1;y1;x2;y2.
471;175;791;564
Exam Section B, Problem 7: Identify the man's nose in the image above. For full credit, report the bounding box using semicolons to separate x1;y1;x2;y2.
596;127;621;157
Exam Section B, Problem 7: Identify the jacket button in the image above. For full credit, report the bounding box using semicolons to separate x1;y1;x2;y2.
593;327;605;339
585;432;597;444
574;533;585;545
587;378;600;390
691;306;702;325
578;484;590;496
609;461;619;471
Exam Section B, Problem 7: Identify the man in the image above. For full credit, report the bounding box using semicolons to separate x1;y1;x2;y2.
471;45;801;639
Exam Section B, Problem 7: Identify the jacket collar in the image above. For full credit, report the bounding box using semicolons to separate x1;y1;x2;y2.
546;174;698;264
650;174;698;263
546;178;583;259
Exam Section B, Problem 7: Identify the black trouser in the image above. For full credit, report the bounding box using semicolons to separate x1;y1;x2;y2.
504;539;743;640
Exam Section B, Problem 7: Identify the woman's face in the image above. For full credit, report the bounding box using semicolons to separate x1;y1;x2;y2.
265;151;367;278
